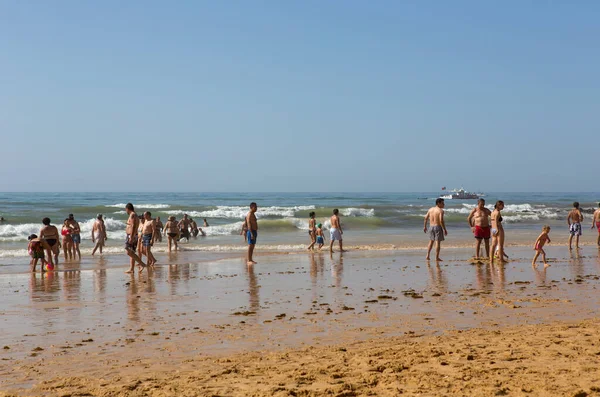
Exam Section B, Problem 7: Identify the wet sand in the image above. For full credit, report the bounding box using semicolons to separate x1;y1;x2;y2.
2;245;600;396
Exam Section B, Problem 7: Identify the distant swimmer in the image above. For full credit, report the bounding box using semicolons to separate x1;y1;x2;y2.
307;212;317;251
91;214;107;256
591;203;600;246
66;214;82;259
467;198;492;258
124;203;146;273
163;216;179;252
246;202;258;265
154;217;163;243
490;201;506;264
424;198;447;261
329;209;344;253
0;217;5;222
141;211;157;267
203;218;209;227
567;202;583;250
39;217;61;265
178;214;191;242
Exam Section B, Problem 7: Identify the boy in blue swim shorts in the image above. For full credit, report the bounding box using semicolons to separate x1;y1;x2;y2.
315;223;325;250
246;202;258;265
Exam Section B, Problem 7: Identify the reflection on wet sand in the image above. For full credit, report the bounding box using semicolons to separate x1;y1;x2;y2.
569;250;585;278
30;272;61;302
426;262;448;293
330;253;344;288
246;263;260;314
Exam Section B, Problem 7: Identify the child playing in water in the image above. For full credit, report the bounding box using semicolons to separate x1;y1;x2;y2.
532;225;551;268
315;223;325;250
28;234;51;272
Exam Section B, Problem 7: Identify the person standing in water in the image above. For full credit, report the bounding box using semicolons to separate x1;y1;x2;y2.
315;223;326;250
307;211;317;251
424;198;447;261
91;214;107;256
141;211;157;267
490;200;506;264
178;214;192;242
61;219;74;261
203;218;209;227
66;214;82;259
124;203;146;273
154;217;163;243
163;216;179;252
467;198;492;258
567;201;583;250
39;217;61;265
591;203;600;246
246;202;258;265
190;218;199;237
329;209;344;253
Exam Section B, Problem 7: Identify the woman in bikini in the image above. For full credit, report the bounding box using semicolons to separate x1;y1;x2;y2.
490;201;506;264
163;216;179;252
40;217;61;265
61;218;73;261
307;212;317;251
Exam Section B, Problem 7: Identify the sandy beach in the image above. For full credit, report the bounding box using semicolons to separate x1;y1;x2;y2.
1;245;600;396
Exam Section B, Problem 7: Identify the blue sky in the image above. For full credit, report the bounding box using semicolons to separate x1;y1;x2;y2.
1;1;598;192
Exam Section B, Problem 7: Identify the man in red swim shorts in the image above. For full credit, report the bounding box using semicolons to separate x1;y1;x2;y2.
467;199;492;258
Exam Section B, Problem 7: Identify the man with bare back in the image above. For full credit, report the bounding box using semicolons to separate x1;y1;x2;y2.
591;203;600;246
141;211;157;267
91;214;106;256
329;209;344;253
568;201;583;250
178;214;192;242
424;198;447;261
467;198;492;258
124;203;146;273
246;202;258;265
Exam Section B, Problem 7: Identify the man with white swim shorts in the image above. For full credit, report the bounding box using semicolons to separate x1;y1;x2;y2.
91;214;106;255
329;209;345;253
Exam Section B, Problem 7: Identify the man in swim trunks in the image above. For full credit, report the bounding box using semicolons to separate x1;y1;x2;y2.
163;216;179;252
124;203;146;273
66;214;82;259
567;201;583;250
329;209;345;253
39;217;61;265
246;202;258;265
91;214;107;256
424;198;448;261
591;203;600;246
141;211;157;267
467;198;492;258
178;214;192;242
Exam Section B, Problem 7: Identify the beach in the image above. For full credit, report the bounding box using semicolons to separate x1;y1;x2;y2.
2;245;600;396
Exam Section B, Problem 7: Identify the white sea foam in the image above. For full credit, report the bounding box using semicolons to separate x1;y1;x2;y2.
0;217;128;242
166;205;317;219
341;208;375;217
105;203;171;209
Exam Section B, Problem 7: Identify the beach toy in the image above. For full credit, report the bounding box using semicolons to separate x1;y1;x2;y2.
46;263;55;271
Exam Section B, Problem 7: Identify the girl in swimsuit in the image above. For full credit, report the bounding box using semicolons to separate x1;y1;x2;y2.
61;219;73;261
532;225;551;268
28;234;49;272
490;201;506;264
307;212;317;251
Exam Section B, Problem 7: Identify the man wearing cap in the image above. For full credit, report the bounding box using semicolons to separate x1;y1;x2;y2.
92;214;107;256
65;214;82;259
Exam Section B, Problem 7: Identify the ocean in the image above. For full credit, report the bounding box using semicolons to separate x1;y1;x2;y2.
0;192;598;260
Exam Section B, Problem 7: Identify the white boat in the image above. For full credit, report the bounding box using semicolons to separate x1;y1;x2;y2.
440;188;481;200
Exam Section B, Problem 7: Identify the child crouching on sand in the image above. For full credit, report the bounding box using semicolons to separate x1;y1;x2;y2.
532;225;551;268
28;234;52;272
316;223;326;250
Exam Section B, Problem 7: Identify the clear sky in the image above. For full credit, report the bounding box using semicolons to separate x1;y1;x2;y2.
1;1;598;192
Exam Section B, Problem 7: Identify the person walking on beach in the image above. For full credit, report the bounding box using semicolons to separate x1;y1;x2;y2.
591;203;600;246
307;211;317;251
424;198;447;261
124;203;146;273
91;214;107;256
61;219;74;261
163;216;179;252
490;201;506;264
66;214;82;259
532;225;552;268
39;218;61;265
155;217;163;243
568;202;583;250
467;199;492;259
141;211;157;267
315;223;326;250
246;202;258;265
329;209;344;253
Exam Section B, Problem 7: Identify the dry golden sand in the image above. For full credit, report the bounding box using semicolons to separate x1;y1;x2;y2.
2;319;600;397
